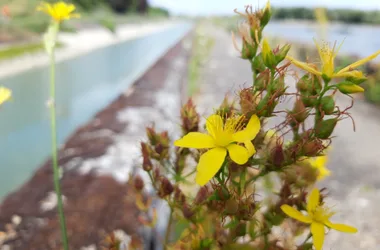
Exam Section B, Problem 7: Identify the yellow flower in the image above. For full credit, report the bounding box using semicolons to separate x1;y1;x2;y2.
37;1;80;23
174;114;260;186
281;188;357;250
308;155;331;181
287;40;380;80
0;87;11;105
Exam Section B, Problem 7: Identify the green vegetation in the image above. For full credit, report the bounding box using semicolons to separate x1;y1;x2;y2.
0;42;43;61
272;7;380;25
0;41;63;61
188;24;215;96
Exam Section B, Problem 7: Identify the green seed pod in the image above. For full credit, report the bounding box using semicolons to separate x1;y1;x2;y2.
252;53;266;73
301;95;317;108
315;118;338;139
275;44;291;64
293;98;308;122
296;74;310;92
321;96;335;115
225;199;239;215
216;186;230;201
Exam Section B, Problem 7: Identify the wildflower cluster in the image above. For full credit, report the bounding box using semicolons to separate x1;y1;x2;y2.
134;2;380;250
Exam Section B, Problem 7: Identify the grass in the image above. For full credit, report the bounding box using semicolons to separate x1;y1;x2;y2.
188;23;215;96
0;42;63;61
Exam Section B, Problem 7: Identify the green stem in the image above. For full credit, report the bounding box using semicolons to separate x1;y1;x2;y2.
49;51;69;250
164;207;174;249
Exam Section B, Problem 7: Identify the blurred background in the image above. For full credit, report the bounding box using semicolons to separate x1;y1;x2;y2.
0;0;379;249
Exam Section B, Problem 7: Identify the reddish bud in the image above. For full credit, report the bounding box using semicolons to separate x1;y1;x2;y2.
271;144;285;168
180;99;200;133
174;186;186;205
141;142;153;171
182;203;194;220
146;126;158;145
303;139;324;157
134;175;144;191
194;186;209;205
158;177;174;198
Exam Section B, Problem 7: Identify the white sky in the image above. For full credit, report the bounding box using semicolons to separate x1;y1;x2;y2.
149;0;380;15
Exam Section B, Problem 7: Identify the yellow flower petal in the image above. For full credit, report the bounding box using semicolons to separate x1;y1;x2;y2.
307;188;320;213
335;70;365;79
195;147;227;186
244;140;256;157
0;87;11;105
206;114;223;138
337;50;380;75
227;144;249;165
232;115;261;143
311;222;325;250
286;56;322;76
325;221;358;233
280;205;312;224
174;132;215;149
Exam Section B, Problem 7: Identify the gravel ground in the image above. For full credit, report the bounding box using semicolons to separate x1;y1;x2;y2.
194;23;380;250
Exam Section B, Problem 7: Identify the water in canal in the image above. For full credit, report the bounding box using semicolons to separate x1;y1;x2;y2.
0;22;192;200
265;21;380;59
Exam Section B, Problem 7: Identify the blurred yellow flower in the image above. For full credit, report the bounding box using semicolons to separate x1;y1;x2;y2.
175;114;260;186
281;188;357;250
0;87;11;105
309;155;331;181
37;1;80;23
287;40;380;80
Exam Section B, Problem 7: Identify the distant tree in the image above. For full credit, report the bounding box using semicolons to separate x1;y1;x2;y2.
136;0;148;13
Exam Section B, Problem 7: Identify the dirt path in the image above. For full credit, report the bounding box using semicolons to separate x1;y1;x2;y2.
195;23;380;250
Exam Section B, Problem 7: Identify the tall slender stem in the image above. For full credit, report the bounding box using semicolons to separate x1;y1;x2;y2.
49;51;69;250
164;207;173;249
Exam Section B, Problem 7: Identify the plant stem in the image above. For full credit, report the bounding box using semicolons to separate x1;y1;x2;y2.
49;51;69;250
164;207;173;249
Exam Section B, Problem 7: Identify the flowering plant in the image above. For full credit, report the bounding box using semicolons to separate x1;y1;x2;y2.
133;2;380;250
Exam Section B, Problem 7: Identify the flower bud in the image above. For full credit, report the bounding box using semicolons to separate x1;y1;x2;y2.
141;142;153;171
274;44;291;64
225;199;239;215
254;69;270;91
134;175;144;191
158;177;174;198
194;186;209;205
146;127;158;145
216;186;230;201
180;99;200;133
271;144;285;168
344;70;367;84
320;96;335;115
268;74;285;97
296;74;310;92
262;39;276;68
260;1;272;28
252;54;266;73
174;186;186;205
303;139;324;157
315;118;338;139
337;81;365;94
182;203;194;220
239;88;260;114
153;167;160;180
292;98;308;122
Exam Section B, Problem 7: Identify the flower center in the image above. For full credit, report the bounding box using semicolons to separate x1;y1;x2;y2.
311;206;335;224
213;114;245;147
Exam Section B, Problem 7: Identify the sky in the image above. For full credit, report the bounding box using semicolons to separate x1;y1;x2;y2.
149;0;380;15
